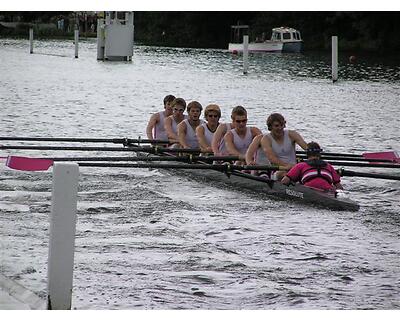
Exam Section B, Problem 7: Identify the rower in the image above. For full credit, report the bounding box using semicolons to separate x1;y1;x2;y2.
196;104;221;153
146;94;176;141
164;98;187;145
281;142;343;191
259;113;307;179
177;101;204;149
245;134;271;177
211;118;235;156
224;106;262;164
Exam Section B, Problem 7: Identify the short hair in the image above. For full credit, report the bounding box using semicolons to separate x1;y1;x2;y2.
187;101;203;112
231;105;247;118
171;98;186;109
266;113;286;131
306;141;323;156
204;104;221;117
163;95;176;105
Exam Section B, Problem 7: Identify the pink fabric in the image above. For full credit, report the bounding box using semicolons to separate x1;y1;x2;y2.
286;162;341;191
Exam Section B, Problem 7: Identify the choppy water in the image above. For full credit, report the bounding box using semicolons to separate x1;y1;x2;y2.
0;38;399;309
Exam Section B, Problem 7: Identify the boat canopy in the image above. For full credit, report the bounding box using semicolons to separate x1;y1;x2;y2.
271;27;302;42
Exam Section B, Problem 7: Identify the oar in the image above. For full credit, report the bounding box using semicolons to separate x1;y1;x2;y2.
3;156;282;172
318;161;400;169
31;155;241;163
337;168;400;181
296;154;396;163
296;150;399;163
0;145;202;153
0;136;169;145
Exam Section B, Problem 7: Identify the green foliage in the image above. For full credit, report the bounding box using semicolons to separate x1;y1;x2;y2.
2;11;400;51
135;11;400;52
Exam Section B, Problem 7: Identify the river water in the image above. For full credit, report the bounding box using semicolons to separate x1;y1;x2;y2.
0;38;399;309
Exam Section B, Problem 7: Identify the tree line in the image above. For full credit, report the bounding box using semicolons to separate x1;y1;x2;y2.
1;11;400;51
134;12;400;51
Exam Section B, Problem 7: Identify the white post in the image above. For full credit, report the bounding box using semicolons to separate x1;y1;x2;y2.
96;18;105;60
47;163;79;310
332;36;338;82
105;11;111;25
29;28;33;54
243;35;249;75
74;29;79;58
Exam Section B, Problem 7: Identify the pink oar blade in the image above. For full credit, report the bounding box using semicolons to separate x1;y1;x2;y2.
363;151;400;163
5;156;54;171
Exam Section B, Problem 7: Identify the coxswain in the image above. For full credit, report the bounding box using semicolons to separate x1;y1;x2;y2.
146;94;176;141
196;104;221;153
177;101;204;149
281;142;343;191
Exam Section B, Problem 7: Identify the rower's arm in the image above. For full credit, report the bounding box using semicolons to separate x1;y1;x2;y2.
224;131;244;159
196;126;212;153
289;130;308;150
260;135;292;169
245;134;262;165
211;123;226;155
251;127;263;137
164;116;178;142
177;122;189;149
145;113;159;140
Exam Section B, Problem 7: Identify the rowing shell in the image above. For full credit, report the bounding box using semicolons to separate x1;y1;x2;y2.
136;147;360;212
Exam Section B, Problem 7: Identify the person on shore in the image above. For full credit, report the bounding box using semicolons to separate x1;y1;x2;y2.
146;94;176;141
196;104;221;153
224;106;262;164
164;98;187;144
177;101;204;149
259;113;308;179
281;142;343;191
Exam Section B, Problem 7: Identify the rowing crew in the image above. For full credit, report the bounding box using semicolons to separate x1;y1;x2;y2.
146;95;343;192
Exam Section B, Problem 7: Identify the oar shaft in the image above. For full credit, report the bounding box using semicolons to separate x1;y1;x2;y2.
338;169;400;181
326;161;400;169
0;145;201;153
297;155;395;163
42;155;240;162
76;162;280;171
0;137;169;144
296;151;364;158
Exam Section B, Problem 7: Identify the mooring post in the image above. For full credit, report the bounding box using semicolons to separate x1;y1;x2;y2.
332;36;338;82
74;29;79;58
243;35;249;74
29;28;33;54
47;163;79;310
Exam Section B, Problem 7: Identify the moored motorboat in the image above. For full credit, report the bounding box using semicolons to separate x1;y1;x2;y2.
228;25;303;53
